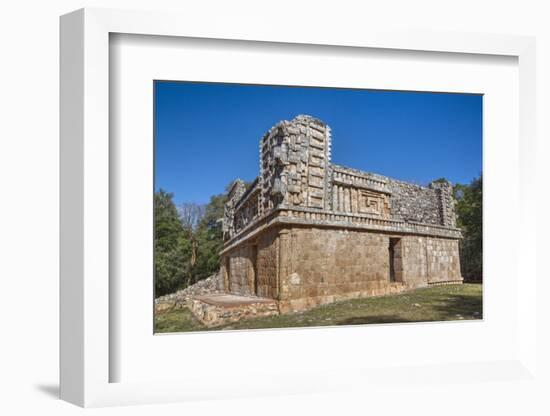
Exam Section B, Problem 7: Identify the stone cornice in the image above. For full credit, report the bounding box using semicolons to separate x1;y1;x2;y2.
221;206;462;254
331;164;391;194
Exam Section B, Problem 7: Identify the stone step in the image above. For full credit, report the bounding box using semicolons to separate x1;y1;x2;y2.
189;294;279;327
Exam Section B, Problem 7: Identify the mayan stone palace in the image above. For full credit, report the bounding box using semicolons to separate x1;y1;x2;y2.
213;114;464;316
174;115;464;326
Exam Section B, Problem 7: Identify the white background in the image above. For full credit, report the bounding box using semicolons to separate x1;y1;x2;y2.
112;34;519;384
1;1;549;415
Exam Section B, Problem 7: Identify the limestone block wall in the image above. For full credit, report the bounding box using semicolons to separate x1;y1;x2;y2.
400;236;429;286
224;245;255;296
426;237;462;283
255;228;279;298
400;235;462;285
222;227;280;298
278;227;394;312
222;225;462;313
276;228;462;312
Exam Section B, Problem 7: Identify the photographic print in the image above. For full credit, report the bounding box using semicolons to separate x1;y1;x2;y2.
153;82;482;333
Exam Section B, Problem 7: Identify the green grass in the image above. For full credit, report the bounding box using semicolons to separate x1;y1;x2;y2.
154;283;482;333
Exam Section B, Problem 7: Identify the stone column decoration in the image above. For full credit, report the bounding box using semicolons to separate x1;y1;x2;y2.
222;179;247;240
276;228;292;301
429;180;457;227
259;115;332;211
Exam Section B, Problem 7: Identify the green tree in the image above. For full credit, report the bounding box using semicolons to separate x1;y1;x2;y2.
454;175;483;282
191;193;228;284
154;190;193;296
155;180;248;295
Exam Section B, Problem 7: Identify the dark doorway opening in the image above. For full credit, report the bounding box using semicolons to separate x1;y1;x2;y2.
251;245;258;295
225;257;231;292
389;238;401;282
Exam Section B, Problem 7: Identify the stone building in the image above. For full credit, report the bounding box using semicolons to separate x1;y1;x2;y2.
221;115;463;314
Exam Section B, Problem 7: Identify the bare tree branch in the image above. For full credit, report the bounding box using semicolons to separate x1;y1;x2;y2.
177;202;206;230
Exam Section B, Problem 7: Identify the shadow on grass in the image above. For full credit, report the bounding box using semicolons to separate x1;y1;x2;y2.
430;293;483;320
336;315;413;325
335;292;482;326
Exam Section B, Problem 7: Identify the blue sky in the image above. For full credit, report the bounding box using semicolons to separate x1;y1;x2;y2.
155;81;482;205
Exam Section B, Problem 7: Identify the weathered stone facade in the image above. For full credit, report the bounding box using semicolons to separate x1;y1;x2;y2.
219;115;463;314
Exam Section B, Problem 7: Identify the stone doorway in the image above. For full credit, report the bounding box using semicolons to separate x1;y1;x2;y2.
225;257;231;292
251;245;258;295
389;238;403;282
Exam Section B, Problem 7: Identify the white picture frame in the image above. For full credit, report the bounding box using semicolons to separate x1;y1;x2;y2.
60;7;537;408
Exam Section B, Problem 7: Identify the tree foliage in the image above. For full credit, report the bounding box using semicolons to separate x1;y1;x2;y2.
454;175;483;282
154;187;229;297
191;193;227;284
154;190;193;296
